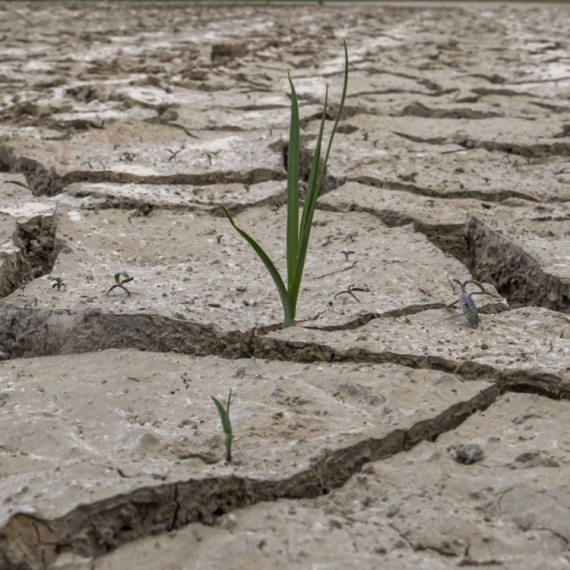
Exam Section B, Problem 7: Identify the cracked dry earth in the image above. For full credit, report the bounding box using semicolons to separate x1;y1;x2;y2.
2;2;570;570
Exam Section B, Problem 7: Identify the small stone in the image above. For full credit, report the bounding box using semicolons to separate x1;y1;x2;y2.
454;443;484;465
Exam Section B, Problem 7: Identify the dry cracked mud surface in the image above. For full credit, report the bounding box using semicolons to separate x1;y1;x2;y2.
1;1;570;569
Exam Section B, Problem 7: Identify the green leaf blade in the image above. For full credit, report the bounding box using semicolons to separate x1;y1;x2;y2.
115;271;129;284
289;94;328;315
211;396;230;434
223;208;294;328
299;87;327;241
226;389;232;432
286;75;301;294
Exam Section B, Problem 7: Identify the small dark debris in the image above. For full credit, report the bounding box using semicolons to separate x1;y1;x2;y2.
512;451;559;469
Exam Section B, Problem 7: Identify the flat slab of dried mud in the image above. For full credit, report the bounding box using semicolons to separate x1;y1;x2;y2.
1;2;570;569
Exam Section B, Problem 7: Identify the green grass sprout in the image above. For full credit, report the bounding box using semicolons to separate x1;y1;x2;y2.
211;389;233;463
106;271;134;297
224;40;349;329
334;284;369;303
48;276;66;291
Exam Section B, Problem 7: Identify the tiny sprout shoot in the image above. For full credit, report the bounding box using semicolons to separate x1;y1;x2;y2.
211;390;233;463
204;150;220;165
224;40;349;329
447;277;493;329
48;276;66;291
334;284;369;303
165;147;184;162
106;271;134;297
81;158;109;171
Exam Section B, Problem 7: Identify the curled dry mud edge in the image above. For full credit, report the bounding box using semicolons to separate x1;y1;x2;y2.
465;215;570;313
392;131;570;161
0;147;64;198
0;213;59;298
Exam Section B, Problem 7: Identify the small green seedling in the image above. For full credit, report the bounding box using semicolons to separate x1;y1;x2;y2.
447;277;493;329
334;284;368;303
165;146;184;162
224;41;349;329
106;271;134;297
204;150;220;165
81;158;109;171
211;390;233;463
48;276;66;291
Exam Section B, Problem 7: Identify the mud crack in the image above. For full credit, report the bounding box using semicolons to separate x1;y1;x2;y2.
391;132;570;160
0;146;63;197
0;145;286;197
0;211;58;297
465;215;570;312
350;174;538;203
252;335;570;401
0;384;499;570
303;303;448;332
0;303;253;360
318;201;469;264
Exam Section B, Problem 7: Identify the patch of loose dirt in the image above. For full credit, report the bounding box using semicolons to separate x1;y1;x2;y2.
1;2;570;569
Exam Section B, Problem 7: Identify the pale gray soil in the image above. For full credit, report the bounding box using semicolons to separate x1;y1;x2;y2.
1;2;570;569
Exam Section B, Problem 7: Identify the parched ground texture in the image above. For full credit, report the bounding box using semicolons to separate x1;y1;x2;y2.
1;1;570;569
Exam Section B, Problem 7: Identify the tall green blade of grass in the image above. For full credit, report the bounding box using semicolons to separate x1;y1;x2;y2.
224;40;349;329
290;88;328;315
286;75;301;295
